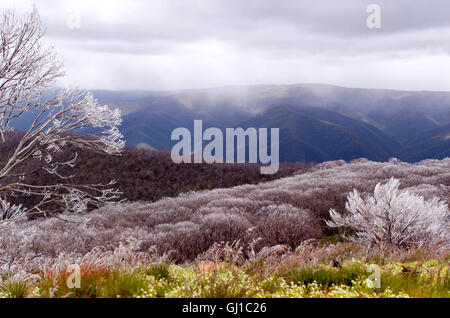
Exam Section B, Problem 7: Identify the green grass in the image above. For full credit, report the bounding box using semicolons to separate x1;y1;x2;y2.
380;261;449;298
186;269;258;298
102;271;148;298
0;280;30;298
282;262;367;287
1;258;448;298
146;263;171;281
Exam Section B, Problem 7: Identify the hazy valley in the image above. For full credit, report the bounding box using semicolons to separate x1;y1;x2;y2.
86;84;450;163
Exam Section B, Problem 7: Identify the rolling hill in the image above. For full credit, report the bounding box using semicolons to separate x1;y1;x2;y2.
11;84;450;163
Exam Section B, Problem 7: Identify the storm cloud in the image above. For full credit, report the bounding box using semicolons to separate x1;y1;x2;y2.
1;0;449;91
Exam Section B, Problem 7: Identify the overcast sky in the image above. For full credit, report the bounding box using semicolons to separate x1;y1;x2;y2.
1;0;450;91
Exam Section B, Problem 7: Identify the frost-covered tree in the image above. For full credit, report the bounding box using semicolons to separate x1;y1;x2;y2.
0;8;124;220
326;178;449;250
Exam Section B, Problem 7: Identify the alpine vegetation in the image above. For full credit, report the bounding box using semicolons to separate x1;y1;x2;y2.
326;178;449;250
0;5;449;300
0;156;448;298
0;158;448;264
0;8;124;219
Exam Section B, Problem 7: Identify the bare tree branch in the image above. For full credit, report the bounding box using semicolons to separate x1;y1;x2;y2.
0;7;124;220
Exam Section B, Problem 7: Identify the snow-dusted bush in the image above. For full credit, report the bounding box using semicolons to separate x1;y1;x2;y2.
0;158;448;262
256;204;320;247
326;178;449;250
199;213;252;246
0;199;26;221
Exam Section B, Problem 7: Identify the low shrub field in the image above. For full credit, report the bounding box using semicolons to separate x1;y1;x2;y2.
0;241;448;298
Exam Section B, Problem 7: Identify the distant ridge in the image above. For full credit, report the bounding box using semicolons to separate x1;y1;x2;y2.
13;84;450;163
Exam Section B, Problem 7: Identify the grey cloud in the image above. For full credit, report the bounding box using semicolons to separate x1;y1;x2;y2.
0;0;449;91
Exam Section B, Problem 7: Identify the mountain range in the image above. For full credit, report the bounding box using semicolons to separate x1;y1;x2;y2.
13;84;450;163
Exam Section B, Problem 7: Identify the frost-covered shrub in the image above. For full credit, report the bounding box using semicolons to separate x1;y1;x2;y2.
326;178;450;250
0;199;26;221
0;158;448;262
256;204;320;247
198;213;252;249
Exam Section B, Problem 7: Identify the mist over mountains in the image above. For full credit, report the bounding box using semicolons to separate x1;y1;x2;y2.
15;84;450;163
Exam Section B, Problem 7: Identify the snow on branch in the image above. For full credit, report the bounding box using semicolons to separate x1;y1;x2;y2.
0;7;124;218
326;177;450;250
